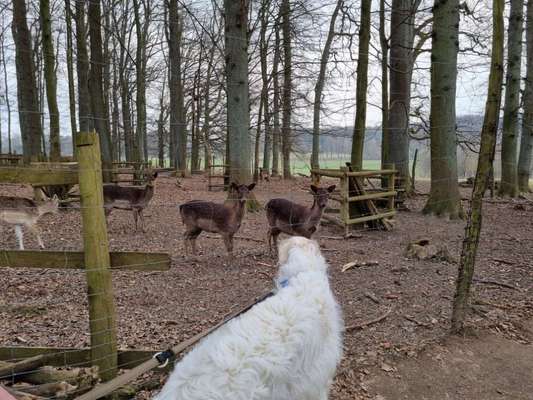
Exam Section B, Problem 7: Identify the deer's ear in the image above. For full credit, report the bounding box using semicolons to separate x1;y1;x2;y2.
327;185;336;193
230;182;238;190
310;185;318;193
153;172;158;179
247;183;256;191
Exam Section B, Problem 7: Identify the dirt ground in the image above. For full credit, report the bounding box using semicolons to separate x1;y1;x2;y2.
0;174;532;399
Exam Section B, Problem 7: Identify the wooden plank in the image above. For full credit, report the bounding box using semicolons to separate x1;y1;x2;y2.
310;169;345;178
347;210;396;225
348;190;397;202
0;347;160;370
0;250;170;271
0;167;78;185
345;169;396;178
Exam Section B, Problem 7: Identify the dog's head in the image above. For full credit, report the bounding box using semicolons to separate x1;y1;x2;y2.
277;237;327;280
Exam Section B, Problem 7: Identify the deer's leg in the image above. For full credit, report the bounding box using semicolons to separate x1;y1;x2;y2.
26;223;44;249
14;225;24;250
222;233;234;257
184;228;201;255
268;227;281;254
139;209;146;233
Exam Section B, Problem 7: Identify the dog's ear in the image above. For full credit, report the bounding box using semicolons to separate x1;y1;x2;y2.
327;185;336;193
310;185;318;194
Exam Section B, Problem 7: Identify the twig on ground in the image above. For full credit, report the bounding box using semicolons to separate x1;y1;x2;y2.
346;308;392;331
473;278;519;290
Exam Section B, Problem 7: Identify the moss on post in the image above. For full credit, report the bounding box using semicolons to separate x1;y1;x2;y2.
76;131;117;381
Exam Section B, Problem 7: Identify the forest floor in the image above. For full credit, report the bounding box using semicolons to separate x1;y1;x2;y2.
0;174;532;399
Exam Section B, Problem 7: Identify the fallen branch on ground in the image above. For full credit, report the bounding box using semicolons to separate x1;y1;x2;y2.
345;308;392;331
342;260;379;272
473;278;519;290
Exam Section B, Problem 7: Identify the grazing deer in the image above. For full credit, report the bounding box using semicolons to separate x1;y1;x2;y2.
0;194;59;249
265;184;336;252
103;170;158;232
180;182;256;256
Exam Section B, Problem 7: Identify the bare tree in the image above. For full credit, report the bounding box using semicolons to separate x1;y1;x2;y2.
351;0;371;169
12;0;43;161
65;0;77;153
281;0;292;179
423;0;463;218
40;0;61;161
451;0;504;333
75;0;91;133
311;0;343;170
499;0;524;197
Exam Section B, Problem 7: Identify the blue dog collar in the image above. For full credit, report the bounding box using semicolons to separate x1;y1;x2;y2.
278;278;289;288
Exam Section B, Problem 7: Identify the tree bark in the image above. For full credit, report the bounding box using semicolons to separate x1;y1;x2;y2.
281;0;292;179
451;0;504;333
422;0;463;218
88;0;113;181
351;0;371;170
65;0;77;156
12;0;43;162
225;0;252;184
518;0;533;192
388;0;415;189
499;0;524;197
0;30;12;153
40;0;61;161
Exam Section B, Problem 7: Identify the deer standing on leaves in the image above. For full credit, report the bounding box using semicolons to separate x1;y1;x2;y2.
103;170;158;232
0;193;59;249
265;185;336;252
180;183;256;256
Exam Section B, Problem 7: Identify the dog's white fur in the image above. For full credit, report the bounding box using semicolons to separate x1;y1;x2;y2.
154;236;343;400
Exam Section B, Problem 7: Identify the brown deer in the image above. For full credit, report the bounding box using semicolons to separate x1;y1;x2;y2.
265;185;336;252
180;182;256;256
0;194;59;249
103;170;158;232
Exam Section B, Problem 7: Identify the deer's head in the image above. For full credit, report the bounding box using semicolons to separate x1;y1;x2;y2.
310;185;336;209
230;182;256;202
38;194;60;216
145;170;158;185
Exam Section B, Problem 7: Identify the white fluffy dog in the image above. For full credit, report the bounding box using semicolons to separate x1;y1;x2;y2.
154;236;343;400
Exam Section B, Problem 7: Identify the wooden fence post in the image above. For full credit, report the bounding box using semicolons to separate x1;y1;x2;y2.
340;167;349;237
388;167;396;212
76;131;117;382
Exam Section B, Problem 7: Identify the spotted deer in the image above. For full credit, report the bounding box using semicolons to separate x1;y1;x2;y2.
265;185;336;252
0;194;59;249
103;170;158;232
179;182;256;256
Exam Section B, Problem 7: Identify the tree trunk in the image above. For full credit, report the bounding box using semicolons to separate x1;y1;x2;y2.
422;0;463;218
133;0;150;163
260;0;272;173
102;6;113;161
12;0;43;162
157;77;167;168
168;0;187;172
311;0;342;170
191;60;202;172
518;0;533;192
254;98;264;182
451;0;504;333
0;30;12;154
65;0;77;156
281;0;292;179
351;0;371;170
75;0;91;133
271;22;281;177
40;0;61;161
380;0;389;173
388;0;414;189
88;0;113;181
225;0;252;184
499;0;524;196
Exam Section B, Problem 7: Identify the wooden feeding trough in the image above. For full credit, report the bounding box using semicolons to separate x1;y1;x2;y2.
311;165;397;236
207;163;229;191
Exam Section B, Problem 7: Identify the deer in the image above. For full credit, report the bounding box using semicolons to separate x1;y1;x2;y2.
265;184;336;253
0;193;59;250
179;182;256;256
103;170;158;232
